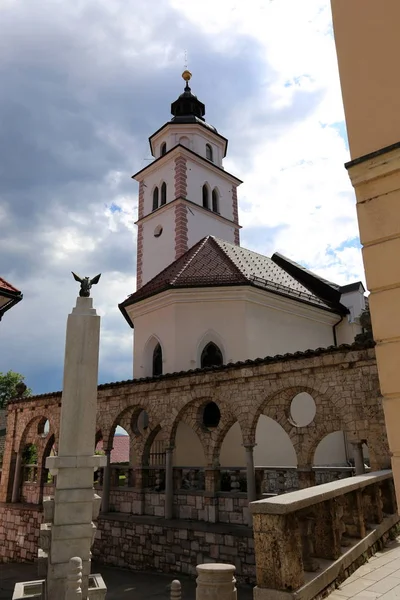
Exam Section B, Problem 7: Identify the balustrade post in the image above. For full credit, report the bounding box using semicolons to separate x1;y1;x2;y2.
351;442;365;475
101;450;111;513
313;500;342;560
196;564;237;600
165;446;174;519
65;556;82;600
204;466;220;523
251;509;304;593
170;580;181;600
11;451;22;503
297;466;316;489
298;513;319;572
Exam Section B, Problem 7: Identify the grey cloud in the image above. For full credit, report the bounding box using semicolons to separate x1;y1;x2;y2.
0;0;319;394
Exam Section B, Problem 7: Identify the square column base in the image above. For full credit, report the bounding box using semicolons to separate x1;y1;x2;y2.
13;575;107;600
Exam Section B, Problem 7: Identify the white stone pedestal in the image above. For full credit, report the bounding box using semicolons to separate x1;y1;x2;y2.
14;295;108;600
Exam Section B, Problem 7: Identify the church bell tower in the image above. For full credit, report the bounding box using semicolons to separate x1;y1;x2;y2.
132;70;242;288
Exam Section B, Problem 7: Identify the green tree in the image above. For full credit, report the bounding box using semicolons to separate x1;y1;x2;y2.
0;371;32;409
355;309;374;344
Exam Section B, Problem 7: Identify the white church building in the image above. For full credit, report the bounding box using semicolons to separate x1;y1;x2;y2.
118;71;366;468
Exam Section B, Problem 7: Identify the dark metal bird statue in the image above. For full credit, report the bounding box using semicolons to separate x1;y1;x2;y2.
71;272;101;297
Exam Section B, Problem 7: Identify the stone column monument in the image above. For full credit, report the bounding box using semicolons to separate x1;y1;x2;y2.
37;274;107;599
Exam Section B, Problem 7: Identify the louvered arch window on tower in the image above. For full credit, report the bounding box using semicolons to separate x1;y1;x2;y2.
206;144;213;162
202;184;209;209
160;142;167;156
153;187;159;211
153;343;163;376
161;182;167;206
201;342;223;368
212;188;219;213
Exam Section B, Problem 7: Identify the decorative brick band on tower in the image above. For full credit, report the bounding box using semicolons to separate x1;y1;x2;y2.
232;185;240;245
138;181;145;220
175;203;188;259
174;156;188;198
136;223;144;289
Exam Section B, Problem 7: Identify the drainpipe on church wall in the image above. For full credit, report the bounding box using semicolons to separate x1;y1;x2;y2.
332;315;344;346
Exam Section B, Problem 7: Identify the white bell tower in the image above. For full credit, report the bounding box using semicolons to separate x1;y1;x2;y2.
132;71;242;288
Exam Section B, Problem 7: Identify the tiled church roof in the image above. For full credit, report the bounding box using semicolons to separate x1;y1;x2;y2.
119;236;348;325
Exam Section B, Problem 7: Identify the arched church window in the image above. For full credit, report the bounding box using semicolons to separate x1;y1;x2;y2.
212;188;219;213
201;342;223;368
153;343;163;376
152;187;159;211
206;144;213;162
202;185;209;210
160;142;167;156
160;182;167;206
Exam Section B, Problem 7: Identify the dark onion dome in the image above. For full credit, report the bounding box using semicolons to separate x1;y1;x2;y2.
170;70;218;133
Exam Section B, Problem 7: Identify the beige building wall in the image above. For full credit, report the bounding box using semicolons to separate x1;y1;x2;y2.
331;0;400;503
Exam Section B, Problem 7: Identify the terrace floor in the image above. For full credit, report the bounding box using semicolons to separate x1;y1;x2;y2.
329;538;400;600
0;560;254;600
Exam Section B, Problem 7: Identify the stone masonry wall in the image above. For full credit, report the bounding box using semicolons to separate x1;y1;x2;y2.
0;503;255;583
108;489;248;524
93;514;255;583
0;504;43;562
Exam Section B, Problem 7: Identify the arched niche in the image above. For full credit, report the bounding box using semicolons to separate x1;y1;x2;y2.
179;136;190;148
314;431;348;466
220;423;246;467
254;415;297;467
174;422;206;467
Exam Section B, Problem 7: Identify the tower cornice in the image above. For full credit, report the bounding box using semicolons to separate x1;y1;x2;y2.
132;144;242;185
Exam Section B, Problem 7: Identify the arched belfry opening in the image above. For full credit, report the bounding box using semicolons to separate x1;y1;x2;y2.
153;343;163;376
201;342;223;368
202;184;209;209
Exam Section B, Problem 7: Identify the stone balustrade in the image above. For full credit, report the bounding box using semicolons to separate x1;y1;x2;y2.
250;470;398;600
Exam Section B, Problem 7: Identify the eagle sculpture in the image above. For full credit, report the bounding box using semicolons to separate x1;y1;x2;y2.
71;272;101;297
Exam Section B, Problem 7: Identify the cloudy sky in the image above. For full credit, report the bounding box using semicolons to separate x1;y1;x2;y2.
0;0;362;395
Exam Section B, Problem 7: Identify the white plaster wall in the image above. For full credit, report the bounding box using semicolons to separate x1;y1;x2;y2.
220;423;246;467
254;416;297;466
340;289;366;322
132;303;177;378
245;301;335;359
185;159;234;220
186;206;237;248
132;288;342;377
141;160;175;217
174;422;206;466
153;126;225;167
336;319;362;344
141;209;176;286
314;431;348;466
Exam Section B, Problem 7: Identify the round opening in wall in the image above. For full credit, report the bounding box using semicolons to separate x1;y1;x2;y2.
289;392;316;427
154;225;163;238
202;401;221;429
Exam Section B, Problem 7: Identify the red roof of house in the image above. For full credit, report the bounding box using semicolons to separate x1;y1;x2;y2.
0;277;20;293
96;434;129;464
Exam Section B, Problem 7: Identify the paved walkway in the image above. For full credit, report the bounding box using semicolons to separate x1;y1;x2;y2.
0;560;254;600
330;538;400;600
